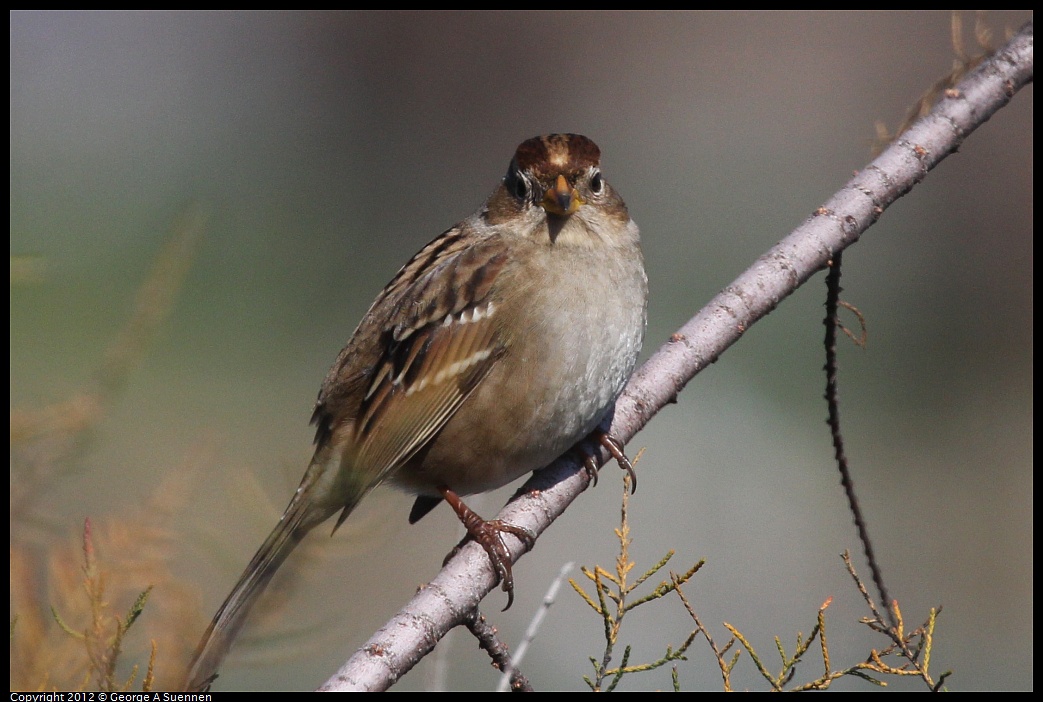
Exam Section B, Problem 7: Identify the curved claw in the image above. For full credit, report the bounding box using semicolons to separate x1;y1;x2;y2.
480;520;536;610
438;486;535;610
582;452;599;487
582;430;637;493
599;433;637;493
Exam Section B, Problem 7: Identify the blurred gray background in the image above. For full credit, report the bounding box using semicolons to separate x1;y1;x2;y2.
10;11;1031;691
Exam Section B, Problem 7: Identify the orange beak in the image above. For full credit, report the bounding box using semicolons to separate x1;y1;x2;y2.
542;174;584;216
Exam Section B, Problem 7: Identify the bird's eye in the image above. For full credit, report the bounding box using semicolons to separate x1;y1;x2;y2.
507;170;530;200
590;170;604;195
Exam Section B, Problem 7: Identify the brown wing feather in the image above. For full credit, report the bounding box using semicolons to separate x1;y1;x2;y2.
313;226;510;503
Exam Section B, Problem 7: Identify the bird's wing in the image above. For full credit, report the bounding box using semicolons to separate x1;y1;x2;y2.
312;227;511;513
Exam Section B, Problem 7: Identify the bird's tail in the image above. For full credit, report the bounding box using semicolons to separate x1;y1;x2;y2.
183;466;345;691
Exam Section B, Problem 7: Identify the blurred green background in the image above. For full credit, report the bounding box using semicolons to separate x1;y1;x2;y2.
10;11;1031;691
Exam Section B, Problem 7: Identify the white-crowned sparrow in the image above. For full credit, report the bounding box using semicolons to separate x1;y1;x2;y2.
185;133;647;690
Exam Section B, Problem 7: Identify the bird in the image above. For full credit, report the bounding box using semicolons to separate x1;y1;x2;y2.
184;133;647;690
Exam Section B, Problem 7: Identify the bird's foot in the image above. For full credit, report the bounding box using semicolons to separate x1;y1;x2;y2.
438;486;535;610
580;430;637;492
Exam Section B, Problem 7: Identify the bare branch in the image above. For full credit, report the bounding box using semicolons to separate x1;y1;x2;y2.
320;21;1033;692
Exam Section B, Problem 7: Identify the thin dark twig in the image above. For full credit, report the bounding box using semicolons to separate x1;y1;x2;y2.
823;252;894;628
463;608;533;692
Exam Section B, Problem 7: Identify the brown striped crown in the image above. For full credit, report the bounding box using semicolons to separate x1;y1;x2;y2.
511;134;602;181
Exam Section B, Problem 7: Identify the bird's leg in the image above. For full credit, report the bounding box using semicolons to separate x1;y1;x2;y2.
580;430;637;493
438;485;535;610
